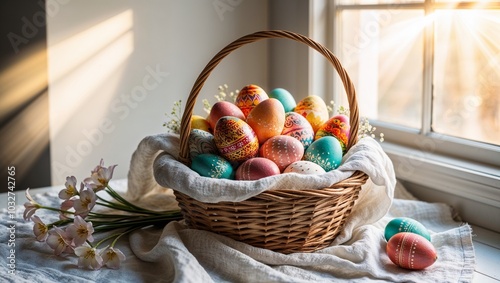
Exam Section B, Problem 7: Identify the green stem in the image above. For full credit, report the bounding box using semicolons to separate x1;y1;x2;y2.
105;185;151;212
39;205;74;215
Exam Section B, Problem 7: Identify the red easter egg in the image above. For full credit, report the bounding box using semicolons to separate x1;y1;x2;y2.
235;84;269;117
207;101;246;130
214;116;259;163
386;232;438;270
259;135;304;172
235;157;280;180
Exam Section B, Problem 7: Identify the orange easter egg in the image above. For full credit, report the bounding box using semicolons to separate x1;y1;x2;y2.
246;98;285;144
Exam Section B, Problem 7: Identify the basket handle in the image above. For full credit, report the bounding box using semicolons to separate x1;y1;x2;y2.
178;30;360;164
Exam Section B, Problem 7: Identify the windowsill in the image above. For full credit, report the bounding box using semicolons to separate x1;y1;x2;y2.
381;140;500;233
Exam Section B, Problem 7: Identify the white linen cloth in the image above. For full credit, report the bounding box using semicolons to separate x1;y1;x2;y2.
0;134;475;282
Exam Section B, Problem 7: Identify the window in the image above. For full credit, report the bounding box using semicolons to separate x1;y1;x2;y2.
331;0;500;170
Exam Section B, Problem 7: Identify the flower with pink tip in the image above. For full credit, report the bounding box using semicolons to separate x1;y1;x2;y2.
84;159;117;192
23;188;40;221
59;176;78;200
31;215;49;242
46;226;73;255
73;184;96;217
74;244;103;270
102;246;126;269
66;215;94;247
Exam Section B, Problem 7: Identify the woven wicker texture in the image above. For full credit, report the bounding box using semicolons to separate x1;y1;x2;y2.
174;30;369;253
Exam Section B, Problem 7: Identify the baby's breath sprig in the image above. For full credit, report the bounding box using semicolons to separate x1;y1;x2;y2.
333;105;384;142
203;84;239;114
163;100;182;134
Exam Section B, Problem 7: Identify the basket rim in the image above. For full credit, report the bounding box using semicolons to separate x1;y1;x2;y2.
178;30;360;165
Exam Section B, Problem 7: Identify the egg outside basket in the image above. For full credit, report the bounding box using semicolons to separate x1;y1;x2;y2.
174;30;369;254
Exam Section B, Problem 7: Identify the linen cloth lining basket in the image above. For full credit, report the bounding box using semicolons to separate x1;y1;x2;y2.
173;30;369;254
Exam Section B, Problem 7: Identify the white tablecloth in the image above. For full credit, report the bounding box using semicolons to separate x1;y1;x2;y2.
0;179;475;283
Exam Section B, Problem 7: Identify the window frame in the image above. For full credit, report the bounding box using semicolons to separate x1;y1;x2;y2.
324;0;500;232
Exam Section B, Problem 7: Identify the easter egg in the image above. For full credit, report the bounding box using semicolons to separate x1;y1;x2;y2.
246;98;286;144
191;115;211;132
283;160;326;175
304;136;343;171
384;217;431;242
188;129;218;159
207;101;245;130
259;135;304;172
235;157;280;180
315;114;350;153
191;153;234;179
386;232;438;270
235;84;269;117
294;95;329;133
213;116;259;163
269;88;296;112
281;112;315;150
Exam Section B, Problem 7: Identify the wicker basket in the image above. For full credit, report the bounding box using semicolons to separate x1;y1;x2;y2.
174;30;369;254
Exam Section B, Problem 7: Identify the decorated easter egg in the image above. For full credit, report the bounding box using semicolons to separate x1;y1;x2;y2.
304;136;343;171
315;114;350;152
213;116;259;163
259;135;304;172
235;157;280;180
294;95;329;133
235;84;269;117
385;217;431;242
207;101;245;130
191;153;234;179
386;232;438;270
269;88;296;112
246;98;286;144
281;112;315;150
188;129;218;159
283;160;326;175
191;115;211;132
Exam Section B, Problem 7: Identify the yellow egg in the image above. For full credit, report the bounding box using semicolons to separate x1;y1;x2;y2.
191;115;211;132
246;98;285;144
294;95;329;133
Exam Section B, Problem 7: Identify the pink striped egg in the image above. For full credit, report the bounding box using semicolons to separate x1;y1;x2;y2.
259;135;304;172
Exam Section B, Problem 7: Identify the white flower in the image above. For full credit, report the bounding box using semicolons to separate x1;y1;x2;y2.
59;176;78;200
23;188;40;221
31;215;49;242
66;215;94;247
84;159;117;192
101;246;126;269
73;184;97;217
46;226;73;255
74;244;103;270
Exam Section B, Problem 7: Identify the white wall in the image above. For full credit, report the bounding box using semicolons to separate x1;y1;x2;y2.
47;0;268;185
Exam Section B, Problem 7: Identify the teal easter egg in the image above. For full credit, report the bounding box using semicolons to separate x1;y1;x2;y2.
191;153;234;179
385;217;431;242
188;129;218;159
269;88;296;113
304;136;343;171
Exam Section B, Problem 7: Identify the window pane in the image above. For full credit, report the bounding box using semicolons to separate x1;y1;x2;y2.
338;10;424;129
433;10;500;145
